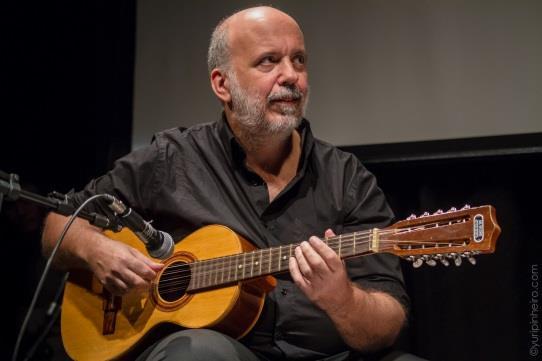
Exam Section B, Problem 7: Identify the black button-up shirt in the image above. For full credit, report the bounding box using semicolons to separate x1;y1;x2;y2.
73;115;408;360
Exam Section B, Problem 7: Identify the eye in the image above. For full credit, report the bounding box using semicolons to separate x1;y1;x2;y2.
293;54;306;65
259;55;277;65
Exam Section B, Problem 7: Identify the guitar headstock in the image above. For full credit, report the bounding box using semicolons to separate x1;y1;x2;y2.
379;205;500;267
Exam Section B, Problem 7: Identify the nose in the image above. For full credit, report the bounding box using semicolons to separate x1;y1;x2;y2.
277;58;299;86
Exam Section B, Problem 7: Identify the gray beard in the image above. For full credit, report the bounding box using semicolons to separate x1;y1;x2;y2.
229;74;308;148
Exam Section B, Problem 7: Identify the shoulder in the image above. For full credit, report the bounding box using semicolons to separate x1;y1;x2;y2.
152;121;218;147
310;136;368;178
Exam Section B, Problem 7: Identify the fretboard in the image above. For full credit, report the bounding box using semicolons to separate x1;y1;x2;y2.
187;230;375;291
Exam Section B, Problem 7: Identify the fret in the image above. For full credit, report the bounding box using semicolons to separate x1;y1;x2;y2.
338;234;342;258
220;257;225;284
213;258;218;286
228;254;232;282
242;252;246;279
235;254;239;281
281;247;289;271
206;259;213;287
353;233;356;255
191;262;198;289
258;250;263;277
268;247;272;273
250;251;255;278
277;246;282;271
203;259;209;287
272;247;278;273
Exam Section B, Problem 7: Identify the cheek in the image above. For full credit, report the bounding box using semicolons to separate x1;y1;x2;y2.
299;73;309;91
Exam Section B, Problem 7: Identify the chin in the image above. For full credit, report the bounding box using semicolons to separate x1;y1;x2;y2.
264;113;302;135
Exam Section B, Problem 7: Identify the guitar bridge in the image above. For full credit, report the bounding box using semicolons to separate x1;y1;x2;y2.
102;290;122;335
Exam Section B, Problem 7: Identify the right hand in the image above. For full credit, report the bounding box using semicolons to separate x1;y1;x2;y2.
85;236;164;295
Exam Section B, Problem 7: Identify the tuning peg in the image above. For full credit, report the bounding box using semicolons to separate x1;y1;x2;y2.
420;255;437;267
433;209;443;215
413;258;424;268
461;204;471;210
405;256;415;262
421;212;430;217
454;255;462;266
448;207;457;212
434;254;449;267
407;214;417;220
461;251;477;265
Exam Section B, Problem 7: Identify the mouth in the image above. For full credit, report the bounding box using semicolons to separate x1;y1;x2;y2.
270;96;300;104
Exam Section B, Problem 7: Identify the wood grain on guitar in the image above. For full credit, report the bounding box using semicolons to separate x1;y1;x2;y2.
61;205;500;360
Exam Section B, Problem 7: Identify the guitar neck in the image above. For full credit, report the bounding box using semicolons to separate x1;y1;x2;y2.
187;230;375;292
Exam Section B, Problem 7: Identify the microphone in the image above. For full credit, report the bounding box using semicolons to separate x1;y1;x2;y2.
104;194;174;259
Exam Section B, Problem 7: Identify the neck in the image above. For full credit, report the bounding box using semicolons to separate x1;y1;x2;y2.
246;133;297;174
226;114;301;175
186;229;377;291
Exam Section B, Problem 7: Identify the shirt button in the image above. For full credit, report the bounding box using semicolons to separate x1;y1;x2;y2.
281;288;288;296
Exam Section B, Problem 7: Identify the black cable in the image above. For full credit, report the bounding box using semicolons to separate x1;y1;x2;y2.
11;194;108;361
21;272;69;361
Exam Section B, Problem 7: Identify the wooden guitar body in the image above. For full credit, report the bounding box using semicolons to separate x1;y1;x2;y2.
61;205;500;360
61;225;276;361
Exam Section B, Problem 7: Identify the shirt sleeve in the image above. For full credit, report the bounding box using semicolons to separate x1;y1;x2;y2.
341;155;410;312
69;135;165;222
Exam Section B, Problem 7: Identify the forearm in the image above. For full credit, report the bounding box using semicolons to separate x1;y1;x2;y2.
41;212;106;270
328;284;406;352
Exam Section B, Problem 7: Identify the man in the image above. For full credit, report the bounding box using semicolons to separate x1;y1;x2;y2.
43;6;414;361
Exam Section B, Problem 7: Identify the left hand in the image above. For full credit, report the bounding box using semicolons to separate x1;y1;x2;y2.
289;229;355;314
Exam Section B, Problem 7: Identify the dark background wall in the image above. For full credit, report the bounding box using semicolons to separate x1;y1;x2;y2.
2;2;134;360
132;0;542;148
2;1;541;360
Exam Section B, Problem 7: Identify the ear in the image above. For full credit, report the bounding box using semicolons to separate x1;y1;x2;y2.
210;68;231;103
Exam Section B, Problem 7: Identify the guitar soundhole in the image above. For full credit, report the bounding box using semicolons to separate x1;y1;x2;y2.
157;261;191;302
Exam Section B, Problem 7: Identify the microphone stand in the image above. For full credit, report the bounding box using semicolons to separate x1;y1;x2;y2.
1;170;123;361
0;170;122;232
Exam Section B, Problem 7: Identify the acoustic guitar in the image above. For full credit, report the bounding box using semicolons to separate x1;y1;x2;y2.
61;205;500;360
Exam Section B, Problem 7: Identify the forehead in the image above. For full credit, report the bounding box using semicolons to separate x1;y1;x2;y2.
227;11;306;58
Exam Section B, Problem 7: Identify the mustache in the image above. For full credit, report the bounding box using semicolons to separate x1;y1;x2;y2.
267;86;303;102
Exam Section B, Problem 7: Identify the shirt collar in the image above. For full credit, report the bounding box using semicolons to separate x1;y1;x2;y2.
216;113;315;178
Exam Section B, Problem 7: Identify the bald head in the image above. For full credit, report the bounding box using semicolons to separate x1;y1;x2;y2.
207;6;304;73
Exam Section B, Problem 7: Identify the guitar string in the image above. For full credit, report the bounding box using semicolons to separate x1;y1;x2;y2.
155;218;473;294
161;220;465;273
157;236;446;283
156;235;468;286
156;221;467;281
156;239;469;295
156;240;470;295
155;238;469;293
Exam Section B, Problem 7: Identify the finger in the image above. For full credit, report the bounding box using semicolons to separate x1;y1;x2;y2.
113;267;150;292
127;248;162;281
308;236;342;272
289;256;309;289
300;239;331;276
324;228;336;238
130;246;165;269
137;251;166;271
295;244;313;279
105;277;129;296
